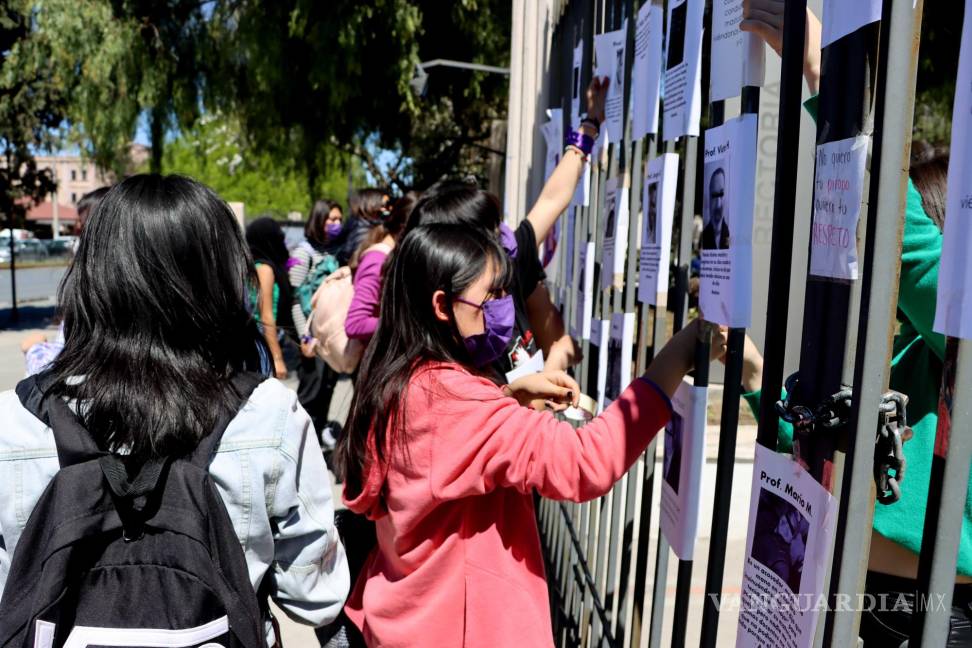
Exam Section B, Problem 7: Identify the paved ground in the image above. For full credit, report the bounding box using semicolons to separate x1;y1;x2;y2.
0;266;68;307
0;305;751;647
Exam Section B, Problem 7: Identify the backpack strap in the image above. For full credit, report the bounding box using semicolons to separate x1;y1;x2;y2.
189;371;268;468
15;371;103;467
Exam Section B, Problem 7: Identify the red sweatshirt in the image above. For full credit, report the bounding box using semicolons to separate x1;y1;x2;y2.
343;362;672;647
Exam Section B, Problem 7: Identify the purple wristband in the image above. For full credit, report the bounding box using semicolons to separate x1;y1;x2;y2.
564;129;595;156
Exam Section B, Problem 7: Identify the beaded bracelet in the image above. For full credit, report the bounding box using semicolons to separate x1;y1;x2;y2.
564;144;589;161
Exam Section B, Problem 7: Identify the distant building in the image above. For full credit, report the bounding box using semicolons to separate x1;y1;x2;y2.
27;144;150;235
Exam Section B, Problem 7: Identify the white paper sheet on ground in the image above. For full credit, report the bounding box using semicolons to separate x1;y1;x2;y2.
574;241;596;340
736;445;838;648
639;153;679;305
821;0;882;48
595;318;611;413
709;0;766;101
601;177;630;290
808;136;869;281
935;0;972;339
699;114;758;327
662;0;704;142
632;2;663;140
541;108;563;183
660;379;707;560
505;349;545;384
594;21;628;145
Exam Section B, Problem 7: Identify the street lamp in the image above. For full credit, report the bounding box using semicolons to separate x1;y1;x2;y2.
409;59;510;97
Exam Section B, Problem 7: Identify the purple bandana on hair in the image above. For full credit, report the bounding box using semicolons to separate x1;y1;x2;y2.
498;222;518;259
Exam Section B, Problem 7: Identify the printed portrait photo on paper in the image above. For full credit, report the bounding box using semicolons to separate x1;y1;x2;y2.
751;488;810;595
667;1;687;70
702;162;730;250
647;182;659;246
663;412;683;494
605;336;622;403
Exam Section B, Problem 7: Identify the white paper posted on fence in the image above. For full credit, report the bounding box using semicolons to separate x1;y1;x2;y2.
639;153;678;305
573;242;596;340
935;2;972;340
808;136;868;282
594;318;610;412
736;445;837;648
594;22;627;145
821;0;882;48
699;114;757;327
632;1;662;140
601;177;629;290
660;379;707;560
663;0;703;142
570;42;590;207
602;312;636;408
709;0;765;101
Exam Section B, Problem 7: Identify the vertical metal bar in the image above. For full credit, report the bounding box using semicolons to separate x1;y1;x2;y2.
648;133;696;648
754;0;807;450
911;339;972;645
698;84;761;647
825;0;923;643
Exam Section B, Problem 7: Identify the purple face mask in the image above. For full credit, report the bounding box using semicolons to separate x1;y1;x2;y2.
325;221;343;239
498;222;518;259
455;294;515;367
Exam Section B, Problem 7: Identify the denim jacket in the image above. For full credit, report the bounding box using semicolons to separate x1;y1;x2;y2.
0;378;350;642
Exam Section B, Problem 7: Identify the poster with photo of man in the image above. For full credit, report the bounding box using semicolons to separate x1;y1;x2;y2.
594;21;627;145
699;114;757;327
601;177;629;290
660;379;707;560
736;445;837;648
662;0;703;142
638;153;678;305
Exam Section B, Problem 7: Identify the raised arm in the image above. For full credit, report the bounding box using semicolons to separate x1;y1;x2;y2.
526;77;608;244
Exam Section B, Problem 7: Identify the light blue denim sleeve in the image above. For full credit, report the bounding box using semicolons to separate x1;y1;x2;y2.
268;401;350;626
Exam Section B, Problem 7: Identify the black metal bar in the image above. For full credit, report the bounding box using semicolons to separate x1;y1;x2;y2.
698;81;761;647
755;0;807;451
7;208;17;323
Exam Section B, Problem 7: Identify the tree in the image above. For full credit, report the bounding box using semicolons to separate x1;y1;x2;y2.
206;0;423;197
160;114;366;218
0;1;64;226
207;0;511;193
11;0;211;175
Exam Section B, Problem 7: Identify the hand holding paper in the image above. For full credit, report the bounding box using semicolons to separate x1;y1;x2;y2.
740;0;822;94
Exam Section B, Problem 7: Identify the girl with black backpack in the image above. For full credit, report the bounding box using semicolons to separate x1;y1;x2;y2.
0;175;350;648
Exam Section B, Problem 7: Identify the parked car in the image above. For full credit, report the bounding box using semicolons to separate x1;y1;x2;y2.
0;237;52;263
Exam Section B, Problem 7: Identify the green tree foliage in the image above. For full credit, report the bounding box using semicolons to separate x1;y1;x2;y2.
160;114;364;218
0;1;64;229
6;0;511;204
12;0;211;174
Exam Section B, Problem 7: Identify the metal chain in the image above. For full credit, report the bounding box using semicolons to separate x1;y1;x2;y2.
774;373;909;504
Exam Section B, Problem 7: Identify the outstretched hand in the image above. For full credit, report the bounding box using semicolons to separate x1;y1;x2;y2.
740;0;822;94
586;77;609;126
507;370;580;412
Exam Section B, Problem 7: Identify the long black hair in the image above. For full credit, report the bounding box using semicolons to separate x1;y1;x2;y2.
337;224;514;497
49;174;259;461
404;180;501;234
246;216;294;333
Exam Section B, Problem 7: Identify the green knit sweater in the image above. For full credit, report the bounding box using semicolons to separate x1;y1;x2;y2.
742;96;972;577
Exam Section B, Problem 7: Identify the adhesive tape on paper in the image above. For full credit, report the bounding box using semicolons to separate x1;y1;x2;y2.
563;394;596;422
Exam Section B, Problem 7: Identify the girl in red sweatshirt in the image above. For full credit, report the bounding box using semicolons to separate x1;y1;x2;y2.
336;219;718;647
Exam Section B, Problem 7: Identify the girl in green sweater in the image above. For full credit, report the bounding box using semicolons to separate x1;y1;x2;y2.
741;3;972;644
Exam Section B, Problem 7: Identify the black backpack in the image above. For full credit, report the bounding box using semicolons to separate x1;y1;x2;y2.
0;372;269;648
